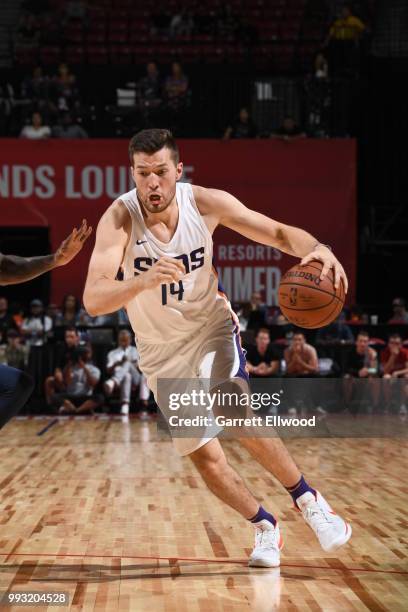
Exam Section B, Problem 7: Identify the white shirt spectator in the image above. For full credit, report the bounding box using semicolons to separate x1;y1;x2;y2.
107;345;139;370
67;363;101;396
22;315;53;346
20;125;51;140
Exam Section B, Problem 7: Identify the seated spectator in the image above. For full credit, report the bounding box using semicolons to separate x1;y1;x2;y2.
347;304;369;324
21;66;50;100
104;330;150;415
315;312;354;344
20;111;51;140
381;334;408;414
223;107;258;140
0;296;17;344
284;332;318;376
343;331;380;412
45;326;80;404
46;303;61;325
388;298;408;324
0;330;28;370
54;63;77;102
314;52;329;79
271;116;307;141
164;62;189;112
328;4;365;43
52;112;88;139
55;293;89;327
233;302;251;331
247;291;267;329
246;328;280;377
21;299;52;347
139;62;162;110
50;345;102;414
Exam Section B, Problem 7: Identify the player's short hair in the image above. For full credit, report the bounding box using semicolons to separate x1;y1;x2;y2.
388;333;402;342
357;330;369;340
256;327;270;338
129;129;179;166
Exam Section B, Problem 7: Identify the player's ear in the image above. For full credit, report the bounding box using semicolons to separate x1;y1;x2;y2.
176;161;183;181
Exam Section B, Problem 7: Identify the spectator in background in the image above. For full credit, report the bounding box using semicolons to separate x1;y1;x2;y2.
21;299;52;347
139;62;163;125
54;63;77;103
104;329;150;415
381;334;408;415
271;116;307;141
284;332;318;376
223;107;258;140
46;303;61;325
388;298;408;324
246;328;280;378
51;345;102;415
0;297;17;344
343;331;380;412
283;331;319;416
314;52;329;79
20;111;51;139
53;112;88;139
315;312;354;345
21;66;50;101
247;291;267;328
45;326;80;405
347;304;369;324
164;62;189;113
55;294;89;327
328;4;365;43
1;330;28;370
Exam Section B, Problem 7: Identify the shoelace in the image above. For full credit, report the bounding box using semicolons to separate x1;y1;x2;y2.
304;504;332;534
254;527;278;550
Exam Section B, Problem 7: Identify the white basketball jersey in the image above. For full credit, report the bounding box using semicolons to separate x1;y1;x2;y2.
120;182;231;344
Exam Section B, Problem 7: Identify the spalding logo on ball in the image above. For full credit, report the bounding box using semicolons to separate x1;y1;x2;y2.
278;261;345;329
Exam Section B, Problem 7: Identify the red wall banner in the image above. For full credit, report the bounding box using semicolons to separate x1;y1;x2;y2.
0;139;356;306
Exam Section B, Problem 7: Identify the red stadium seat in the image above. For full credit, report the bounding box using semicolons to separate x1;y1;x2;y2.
39;45;61;65
65;45;85;64
86;45;109;64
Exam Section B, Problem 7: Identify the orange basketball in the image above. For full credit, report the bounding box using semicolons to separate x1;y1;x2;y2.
278;261;345;329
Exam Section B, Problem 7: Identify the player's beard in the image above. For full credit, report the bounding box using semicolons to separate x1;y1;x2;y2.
138;185;176;215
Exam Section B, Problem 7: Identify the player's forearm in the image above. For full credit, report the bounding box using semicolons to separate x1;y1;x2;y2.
275;224;320;258
0;253;57;286
83;276;144;316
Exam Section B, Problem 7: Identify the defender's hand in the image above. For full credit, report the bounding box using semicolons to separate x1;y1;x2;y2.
301;245;348;292
139;256;186;291
54;219;93;267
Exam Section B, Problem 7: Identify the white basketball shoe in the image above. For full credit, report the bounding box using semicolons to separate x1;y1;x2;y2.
248;520;283;568
297;491;352;552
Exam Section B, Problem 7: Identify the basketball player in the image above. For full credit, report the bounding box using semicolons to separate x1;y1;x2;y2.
0;220;92;429
84;130;351;567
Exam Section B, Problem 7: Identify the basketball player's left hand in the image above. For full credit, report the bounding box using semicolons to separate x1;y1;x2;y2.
54;219;93;267
301;245;348;292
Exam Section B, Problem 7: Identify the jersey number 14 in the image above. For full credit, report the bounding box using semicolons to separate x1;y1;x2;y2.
161;281;184;305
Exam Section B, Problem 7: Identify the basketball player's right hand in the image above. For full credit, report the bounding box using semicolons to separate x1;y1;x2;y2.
139;256;185;291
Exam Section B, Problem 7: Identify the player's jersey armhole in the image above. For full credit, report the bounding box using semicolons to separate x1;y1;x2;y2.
185;183;213;240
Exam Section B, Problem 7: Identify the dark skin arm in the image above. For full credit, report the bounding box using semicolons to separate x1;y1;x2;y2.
0;220;92;286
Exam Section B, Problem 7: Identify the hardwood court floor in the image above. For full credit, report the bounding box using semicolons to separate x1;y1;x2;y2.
0;415;407;611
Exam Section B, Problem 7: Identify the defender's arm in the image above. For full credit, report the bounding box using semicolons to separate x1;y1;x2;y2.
0;220;92;286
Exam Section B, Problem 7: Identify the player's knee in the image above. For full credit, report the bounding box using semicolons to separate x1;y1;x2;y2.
190;446;228;476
